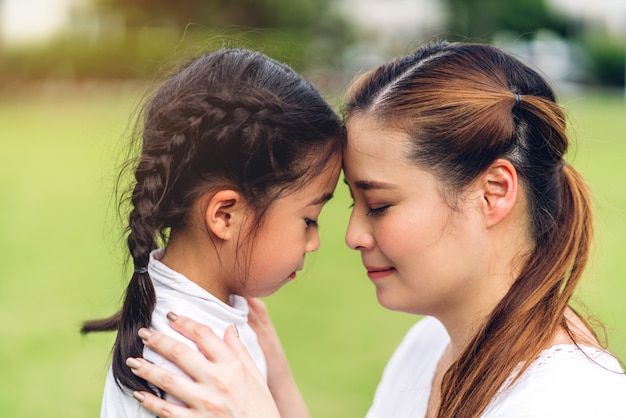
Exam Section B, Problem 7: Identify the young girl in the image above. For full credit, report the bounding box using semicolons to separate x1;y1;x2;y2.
81;48;342;417
120;42;626;417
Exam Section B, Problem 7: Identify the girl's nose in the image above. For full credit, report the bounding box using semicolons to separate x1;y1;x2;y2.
305;228;321;253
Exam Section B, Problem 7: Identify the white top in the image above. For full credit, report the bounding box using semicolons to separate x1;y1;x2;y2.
101;249;267;418
367;316;626;418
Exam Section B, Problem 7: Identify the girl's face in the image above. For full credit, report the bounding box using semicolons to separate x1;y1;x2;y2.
239;152;342;297
343;116;489;318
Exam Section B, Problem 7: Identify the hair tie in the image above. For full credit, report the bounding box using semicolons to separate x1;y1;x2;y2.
134;265;149;274
514;93;522;108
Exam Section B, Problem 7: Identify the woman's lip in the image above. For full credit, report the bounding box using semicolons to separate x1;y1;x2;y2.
365;266;396;279
288;272;297;280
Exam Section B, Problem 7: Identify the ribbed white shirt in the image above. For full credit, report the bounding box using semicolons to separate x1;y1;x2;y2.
101;249;267;417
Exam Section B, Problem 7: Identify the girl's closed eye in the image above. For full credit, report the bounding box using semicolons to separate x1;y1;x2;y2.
305;218;319;228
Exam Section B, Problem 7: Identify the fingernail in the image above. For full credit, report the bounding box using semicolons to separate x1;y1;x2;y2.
138;328;153;342
166;311;178;322
126;357;142;370
233;324;240;338
132;391;145;403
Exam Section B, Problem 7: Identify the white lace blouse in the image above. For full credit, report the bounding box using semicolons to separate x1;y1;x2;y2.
366;316;626;418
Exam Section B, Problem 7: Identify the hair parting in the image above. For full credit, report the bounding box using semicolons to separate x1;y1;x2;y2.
345;41;600;417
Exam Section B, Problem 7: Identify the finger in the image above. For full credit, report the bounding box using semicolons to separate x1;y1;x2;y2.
244;300;282;359
133;390;192;418
246;298;270;328
127;357;214;410
246;298;275;333
246;297;268;316
138;328;218;383
166;314;233;363
223;325;266;381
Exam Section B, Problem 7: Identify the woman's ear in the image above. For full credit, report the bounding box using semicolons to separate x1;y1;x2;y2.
480;159;519;228
204;190;246;240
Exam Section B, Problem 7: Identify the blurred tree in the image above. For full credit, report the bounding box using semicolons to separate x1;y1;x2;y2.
581;34;625;87
444;0;570;40
95;0;333;30
86;0;352;74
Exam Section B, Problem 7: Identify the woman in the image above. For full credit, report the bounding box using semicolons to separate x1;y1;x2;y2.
123;42;626;417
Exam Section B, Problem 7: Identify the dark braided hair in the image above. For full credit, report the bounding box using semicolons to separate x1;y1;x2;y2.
82;48;342;395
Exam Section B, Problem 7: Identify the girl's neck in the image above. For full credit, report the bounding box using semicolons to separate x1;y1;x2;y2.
160;231;231;304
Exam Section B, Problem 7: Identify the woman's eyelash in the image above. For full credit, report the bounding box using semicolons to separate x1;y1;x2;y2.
305;218;318;228
348;201;391;216
367;205;391;216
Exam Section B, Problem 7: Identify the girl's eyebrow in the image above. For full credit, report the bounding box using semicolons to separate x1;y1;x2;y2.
343;178;396;191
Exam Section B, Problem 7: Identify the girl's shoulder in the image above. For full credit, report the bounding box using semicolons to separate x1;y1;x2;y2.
485;344;626;417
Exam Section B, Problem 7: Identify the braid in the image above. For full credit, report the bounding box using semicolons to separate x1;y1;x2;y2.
82;47;342;397
83;149;173;394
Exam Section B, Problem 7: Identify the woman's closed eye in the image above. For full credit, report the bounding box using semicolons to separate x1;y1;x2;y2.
348;200;391;216
367;205;391;217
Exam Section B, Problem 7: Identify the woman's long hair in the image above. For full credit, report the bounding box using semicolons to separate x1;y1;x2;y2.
345;41;596;417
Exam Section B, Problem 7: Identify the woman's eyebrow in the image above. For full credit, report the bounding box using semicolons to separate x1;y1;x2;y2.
343;178;395;190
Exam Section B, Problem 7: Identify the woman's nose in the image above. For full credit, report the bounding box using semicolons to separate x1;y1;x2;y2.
345;210;374;251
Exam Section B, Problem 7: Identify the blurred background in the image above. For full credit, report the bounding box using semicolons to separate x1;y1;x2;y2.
1;0;625;417
1;0;625;92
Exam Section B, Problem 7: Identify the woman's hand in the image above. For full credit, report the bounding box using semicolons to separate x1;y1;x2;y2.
247;298;310;418
126;313;281;418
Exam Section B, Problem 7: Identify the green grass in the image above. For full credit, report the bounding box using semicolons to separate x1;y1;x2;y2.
0;85;624;417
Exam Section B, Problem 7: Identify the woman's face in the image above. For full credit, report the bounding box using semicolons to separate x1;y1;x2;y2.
343;116;489;318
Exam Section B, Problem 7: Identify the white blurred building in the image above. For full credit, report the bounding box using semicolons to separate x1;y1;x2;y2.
1;0;70;45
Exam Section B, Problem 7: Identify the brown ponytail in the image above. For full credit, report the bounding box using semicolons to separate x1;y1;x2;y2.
345;42;598;417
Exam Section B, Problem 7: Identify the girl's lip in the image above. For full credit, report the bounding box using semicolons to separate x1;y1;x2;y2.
288;272;297;280
365;266;396;279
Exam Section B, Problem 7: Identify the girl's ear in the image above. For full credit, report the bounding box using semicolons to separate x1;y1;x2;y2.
479;158;519;228
204;190;247;240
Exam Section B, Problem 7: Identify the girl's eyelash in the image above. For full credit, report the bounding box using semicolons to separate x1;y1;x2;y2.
367;205;391;216
305;218;318;228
